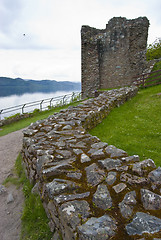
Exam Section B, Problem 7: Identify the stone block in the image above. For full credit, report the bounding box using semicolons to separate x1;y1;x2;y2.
85;163;106;186
148;167;161;186
105;145;128;158
98;158;122;171
78;214;117;239
45;179;79;198
93;184;112;210
126;212;161;236
132;159;156;176
141;189;161;210
119;191;136;218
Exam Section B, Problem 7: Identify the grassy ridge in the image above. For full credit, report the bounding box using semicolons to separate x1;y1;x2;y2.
90;84;161;166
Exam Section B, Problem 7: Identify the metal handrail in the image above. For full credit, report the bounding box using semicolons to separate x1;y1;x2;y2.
0;91;81;120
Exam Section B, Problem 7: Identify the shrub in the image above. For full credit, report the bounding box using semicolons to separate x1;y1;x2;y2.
32;108;40;114
4;112;20;120
151;60;161;71
146;38;161;61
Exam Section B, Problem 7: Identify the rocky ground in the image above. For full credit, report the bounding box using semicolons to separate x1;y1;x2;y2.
0;129;24;240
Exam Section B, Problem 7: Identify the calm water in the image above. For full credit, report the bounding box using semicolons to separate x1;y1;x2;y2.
0;91;77;119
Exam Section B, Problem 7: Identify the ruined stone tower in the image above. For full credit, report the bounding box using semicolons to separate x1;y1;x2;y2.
81;17;149;97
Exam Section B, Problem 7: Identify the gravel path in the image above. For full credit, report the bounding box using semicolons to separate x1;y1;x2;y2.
0;129;25;240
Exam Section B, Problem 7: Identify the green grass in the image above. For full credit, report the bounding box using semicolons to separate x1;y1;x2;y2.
21;190;52;240
4;154;53;240
90;84;161;166
3;152;26;186
0;101;81;137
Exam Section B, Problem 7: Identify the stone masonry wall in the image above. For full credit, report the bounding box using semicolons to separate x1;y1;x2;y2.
22;86;161;240
81;17;149;98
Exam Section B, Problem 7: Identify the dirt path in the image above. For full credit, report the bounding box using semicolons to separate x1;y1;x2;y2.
0;129;25;240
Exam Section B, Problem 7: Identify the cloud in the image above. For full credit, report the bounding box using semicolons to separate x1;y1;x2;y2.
0;49;81;82
0;0;160;49
0;0;23;34
0;0;160;82
0;0;49;49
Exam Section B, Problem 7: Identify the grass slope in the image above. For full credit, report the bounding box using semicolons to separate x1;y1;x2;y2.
90;84;161;166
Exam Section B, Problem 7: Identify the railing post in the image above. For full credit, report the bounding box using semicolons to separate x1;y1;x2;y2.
137;77;141;87
79;92;82;101
22;104;26;114
142;75;145;87
40;100;44;111
0;109;3;120
63;95;66;105
50;98;53;108
72;92;75;102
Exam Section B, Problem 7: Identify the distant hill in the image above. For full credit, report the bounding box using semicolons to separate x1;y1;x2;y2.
0;77;81;97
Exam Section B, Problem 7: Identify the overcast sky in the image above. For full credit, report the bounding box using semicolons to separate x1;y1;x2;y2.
0;0;160;82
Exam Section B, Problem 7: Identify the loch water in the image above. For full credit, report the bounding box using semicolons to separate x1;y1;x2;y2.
0;91;74;119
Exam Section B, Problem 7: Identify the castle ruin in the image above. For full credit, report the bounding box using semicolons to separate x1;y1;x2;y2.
81;17;149;97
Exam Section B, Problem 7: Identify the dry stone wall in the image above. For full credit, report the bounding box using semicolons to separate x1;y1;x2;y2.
22;86;161;240
81;17;149;98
